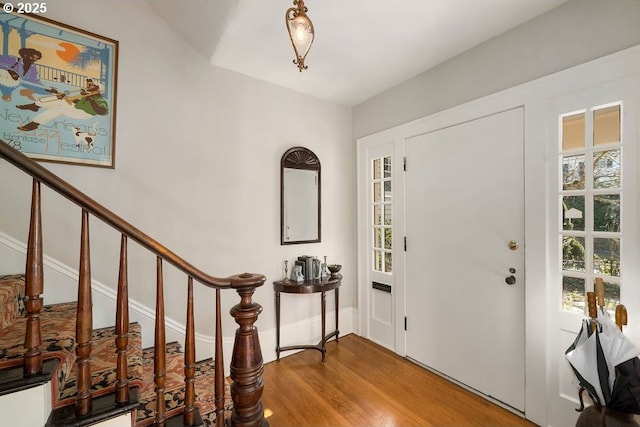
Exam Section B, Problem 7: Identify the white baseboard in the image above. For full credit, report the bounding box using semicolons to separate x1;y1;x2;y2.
0;232;357;371
0;232;210;350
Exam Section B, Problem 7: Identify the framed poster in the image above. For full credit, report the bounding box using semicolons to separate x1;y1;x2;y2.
0;4;118;167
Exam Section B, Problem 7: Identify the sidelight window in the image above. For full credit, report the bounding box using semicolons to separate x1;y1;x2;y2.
372;156;392;273
560;104;622;314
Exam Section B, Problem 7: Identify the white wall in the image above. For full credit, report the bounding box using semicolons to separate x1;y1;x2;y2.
353;0;640;139
0;0;356;362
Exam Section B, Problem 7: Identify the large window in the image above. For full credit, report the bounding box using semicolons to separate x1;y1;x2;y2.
560;104;622;313
372;156;392;273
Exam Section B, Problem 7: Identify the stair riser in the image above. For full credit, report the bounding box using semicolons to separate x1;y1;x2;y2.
0;382;51;427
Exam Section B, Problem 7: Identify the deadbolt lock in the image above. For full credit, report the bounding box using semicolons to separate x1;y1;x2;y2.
508;240;519;251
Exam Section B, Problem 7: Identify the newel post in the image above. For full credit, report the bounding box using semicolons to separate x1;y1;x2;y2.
229;273;268;427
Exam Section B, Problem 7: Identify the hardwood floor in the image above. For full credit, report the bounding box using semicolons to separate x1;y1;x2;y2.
261;334;538;427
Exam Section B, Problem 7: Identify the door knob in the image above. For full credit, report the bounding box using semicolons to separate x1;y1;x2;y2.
508;240;519;250
505;275;516;285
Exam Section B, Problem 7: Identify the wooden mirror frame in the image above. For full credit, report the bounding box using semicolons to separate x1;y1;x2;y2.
281;146;321;245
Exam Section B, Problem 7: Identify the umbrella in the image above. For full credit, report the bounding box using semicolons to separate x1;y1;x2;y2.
566;316;613;407
565;300;640;419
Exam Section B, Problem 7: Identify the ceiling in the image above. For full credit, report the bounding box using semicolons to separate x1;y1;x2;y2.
148;0;570;106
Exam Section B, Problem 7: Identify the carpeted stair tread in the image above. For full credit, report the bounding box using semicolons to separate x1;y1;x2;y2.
0;275;232;426
0;294;144;409
0;274;26;330
0;301;78;372
55;322;144;408
136;343;232;426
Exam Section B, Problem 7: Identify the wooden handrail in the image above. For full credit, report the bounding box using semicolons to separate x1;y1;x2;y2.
1;139;268;427
0;140;258;290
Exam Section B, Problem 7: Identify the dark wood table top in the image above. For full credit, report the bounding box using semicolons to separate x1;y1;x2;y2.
273;274;341;294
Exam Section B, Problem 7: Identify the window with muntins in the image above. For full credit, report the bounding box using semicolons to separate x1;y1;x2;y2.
560;104;622;314
372;156;392;273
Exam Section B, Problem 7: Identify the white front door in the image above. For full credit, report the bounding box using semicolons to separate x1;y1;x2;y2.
405;107;525;411
546;77;640;427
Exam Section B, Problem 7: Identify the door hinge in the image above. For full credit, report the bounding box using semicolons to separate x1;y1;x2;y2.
404;236;407;251
403;157;407;171
404;316;407;331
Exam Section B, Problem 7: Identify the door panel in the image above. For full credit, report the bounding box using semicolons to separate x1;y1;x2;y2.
546;77;640;427
363;144;395;349
405;108;525;411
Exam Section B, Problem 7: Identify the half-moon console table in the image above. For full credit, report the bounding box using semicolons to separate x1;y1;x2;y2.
273;274;341;362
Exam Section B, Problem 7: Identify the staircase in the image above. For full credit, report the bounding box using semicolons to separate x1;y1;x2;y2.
0;140;268;427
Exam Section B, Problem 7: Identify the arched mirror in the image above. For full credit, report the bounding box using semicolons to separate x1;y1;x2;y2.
281;146;321;244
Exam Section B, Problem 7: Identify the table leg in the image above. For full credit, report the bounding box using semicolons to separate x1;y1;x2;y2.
335;287;340;341
275;291;281;361
321;290;326;362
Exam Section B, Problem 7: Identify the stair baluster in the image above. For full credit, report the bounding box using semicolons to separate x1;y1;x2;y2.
115;234;130;404
215;288;224;427
154;257;167;426
184;277;196;426
24;178;44;377
75;209;93;416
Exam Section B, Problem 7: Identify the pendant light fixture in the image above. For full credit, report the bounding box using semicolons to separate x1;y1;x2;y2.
286;0;314;72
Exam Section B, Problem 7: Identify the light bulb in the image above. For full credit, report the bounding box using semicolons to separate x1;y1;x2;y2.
294;22;307;43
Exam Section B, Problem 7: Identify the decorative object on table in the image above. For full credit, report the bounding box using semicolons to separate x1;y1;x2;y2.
312;256;321;279
321;256;329;279
297;255;316;281
292;265;304;283
294;259;305;279
283;260;290;283
306;256;313;280
566;279;640;427
327;264;341;278
0;9;118;168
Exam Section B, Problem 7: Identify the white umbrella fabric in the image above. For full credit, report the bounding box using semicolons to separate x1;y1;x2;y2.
565;308;640;409
566;318;610;406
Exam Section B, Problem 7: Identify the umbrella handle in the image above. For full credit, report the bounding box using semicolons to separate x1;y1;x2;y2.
587;292;597;332
595;278;605;308
615;304;627;331
587;292;597;319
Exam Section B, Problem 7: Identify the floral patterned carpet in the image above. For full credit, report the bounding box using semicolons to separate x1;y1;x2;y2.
0;274;231;426
0;274;144;408
136;342;232;426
